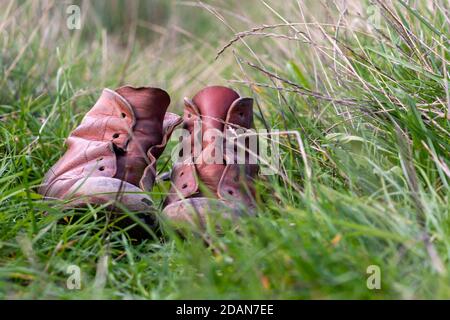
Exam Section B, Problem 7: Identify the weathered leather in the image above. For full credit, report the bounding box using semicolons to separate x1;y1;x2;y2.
163;86;258;224
39;86;182;211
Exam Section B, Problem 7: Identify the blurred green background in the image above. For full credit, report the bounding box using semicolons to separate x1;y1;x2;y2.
1;0;449;299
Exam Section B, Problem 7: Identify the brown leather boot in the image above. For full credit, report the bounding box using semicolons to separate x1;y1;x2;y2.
39;86;182;212
163;86;258;225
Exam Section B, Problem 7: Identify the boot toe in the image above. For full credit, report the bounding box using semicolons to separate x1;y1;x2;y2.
162;197;253;228
64;176;153;212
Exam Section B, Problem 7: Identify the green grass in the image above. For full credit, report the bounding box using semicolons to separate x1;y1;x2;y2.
0;0;449;299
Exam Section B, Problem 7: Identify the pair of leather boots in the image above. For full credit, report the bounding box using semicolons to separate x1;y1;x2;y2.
39;85;257;228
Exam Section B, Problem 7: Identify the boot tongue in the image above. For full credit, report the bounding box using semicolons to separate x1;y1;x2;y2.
192;86;239;132
114;86;170;187
192;86;239;195
115;86;170;121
